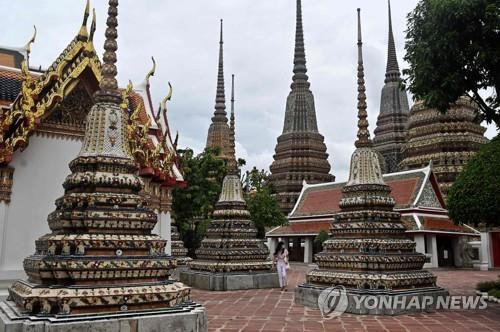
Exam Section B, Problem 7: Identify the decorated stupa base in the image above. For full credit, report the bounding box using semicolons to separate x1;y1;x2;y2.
171;222;191;266
180;173;278;291
0;297;206;332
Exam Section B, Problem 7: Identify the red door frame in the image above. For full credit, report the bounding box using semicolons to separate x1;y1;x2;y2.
491;232;500;268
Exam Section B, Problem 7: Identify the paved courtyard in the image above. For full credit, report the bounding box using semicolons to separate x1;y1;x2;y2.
191;264;500;332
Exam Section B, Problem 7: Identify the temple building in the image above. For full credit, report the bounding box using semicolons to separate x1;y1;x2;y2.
372;0;410;173
400;96;488;196
0;1;185;295
181;75;278;291
205;20;231;161
295;9;447;315
269;0;334;215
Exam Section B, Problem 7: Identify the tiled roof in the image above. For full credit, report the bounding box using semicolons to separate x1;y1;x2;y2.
0;68;39;104
267;221;331;237
0;69;23;103
421;217;475;234
291;170;425;218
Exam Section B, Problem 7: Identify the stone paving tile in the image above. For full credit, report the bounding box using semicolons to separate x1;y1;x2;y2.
191;264;500;332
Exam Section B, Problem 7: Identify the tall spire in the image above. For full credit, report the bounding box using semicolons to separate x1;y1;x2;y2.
385;0;400;82
95;0;121;104
355;8;371;148
292;0;309;86
227;74;237;174
214;19;226;118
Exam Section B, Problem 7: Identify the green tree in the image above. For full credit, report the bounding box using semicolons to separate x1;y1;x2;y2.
243;167;287;239
404;0;500;126
447;135;500;228
172;147;227;255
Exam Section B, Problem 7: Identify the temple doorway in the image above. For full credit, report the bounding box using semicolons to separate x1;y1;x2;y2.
437;236;454;267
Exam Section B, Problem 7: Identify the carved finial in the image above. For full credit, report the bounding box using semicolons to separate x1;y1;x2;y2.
89;8;97;41
95;0;121;103
173;131;179;149
160;82;173;137
385;0;401;83
78;0;91;40
144;56;156;87
24;26;37;61
355;8;371;148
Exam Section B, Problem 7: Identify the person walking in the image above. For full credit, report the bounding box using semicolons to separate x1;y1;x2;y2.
274;241;289;291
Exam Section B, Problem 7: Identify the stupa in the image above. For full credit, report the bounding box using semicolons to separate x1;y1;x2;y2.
400;97;488;196
269;0;334;214
180;75;279;291
0;1;206;330
295;9;448;315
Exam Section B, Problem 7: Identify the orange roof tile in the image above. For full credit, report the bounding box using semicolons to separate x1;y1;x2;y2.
422;217;475;234
267;221;331;236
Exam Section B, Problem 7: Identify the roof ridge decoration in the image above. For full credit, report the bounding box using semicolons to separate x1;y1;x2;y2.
77;0;91;41
0;1;102;165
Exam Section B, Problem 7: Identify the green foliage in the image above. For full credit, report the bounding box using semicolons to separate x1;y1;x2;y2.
314;230;330;246
244;167;287;239
172;148;227;255
477;280;500;292
448;136;500;228
404;0;500;126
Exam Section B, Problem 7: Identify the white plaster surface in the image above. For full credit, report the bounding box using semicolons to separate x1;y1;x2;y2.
0;135;82;278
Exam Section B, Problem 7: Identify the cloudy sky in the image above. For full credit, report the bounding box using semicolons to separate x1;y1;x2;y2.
2;0;497;181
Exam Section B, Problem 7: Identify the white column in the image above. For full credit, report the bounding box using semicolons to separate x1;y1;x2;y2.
414;234;425;254
282;237;289;249
154;211;172;255
304;237;313;264
0;202;8;268
268;237;278;259
430;235;438;268
479;232;491;271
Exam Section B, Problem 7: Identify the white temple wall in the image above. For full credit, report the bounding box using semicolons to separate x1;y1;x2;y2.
0;134;82;281
154;211;172;255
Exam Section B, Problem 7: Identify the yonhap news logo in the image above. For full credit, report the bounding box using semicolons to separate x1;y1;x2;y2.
318;286;349;319
318;287;488;318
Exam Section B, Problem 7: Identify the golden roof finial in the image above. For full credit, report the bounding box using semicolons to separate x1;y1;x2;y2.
144;56;156;87
160;82;173;138
78;0;91;40
24;25;37;60
89;8;97;41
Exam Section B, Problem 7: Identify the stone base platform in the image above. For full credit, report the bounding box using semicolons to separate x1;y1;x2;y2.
180;269;280;291
295;284;450;315
0;300;207;332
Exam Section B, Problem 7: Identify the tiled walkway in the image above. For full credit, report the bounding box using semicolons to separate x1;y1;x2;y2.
191;264;500;332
